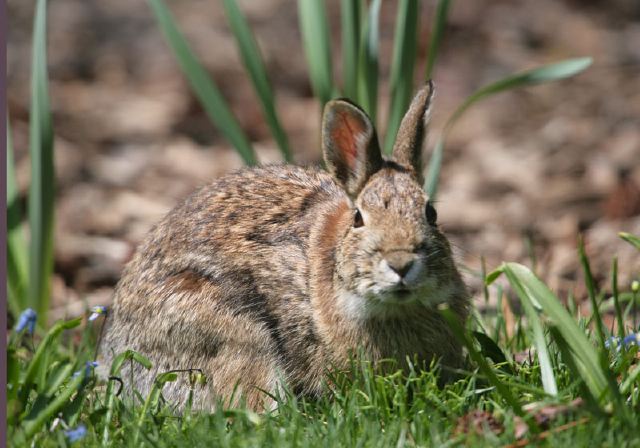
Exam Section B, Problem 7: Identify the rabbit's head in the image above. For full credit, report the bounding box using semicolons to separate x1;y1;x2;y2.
322;82;460;319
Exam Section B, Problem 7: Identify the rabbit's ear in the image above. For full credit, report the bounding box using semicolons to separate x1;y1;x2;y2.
322;99;383;197
392;81;435;184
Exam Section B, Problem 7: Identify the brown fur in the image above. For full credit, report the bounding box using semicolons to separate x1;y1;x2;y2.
99;83;469;411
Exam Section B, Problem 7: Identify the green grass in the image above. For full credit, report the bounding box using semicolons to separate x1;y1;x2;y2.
7;235;640;446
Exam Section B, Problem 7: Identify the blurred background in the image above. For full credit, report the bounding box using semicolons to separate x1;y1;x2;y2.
7;0;640;322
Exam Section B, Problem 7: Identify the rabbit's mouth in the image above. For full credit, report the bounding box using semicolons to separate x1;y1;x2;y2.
374;285;422;305
337;280;448;320
385;282;423;298
375;276;452;308
393;287;413;299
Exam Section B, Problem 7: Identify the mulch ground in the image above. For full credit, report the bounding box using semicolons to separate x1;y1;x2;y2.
7;0;640;323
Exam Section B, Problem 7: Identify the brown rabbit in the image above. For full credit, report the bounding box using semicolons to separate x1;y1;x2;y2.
99;83;469;411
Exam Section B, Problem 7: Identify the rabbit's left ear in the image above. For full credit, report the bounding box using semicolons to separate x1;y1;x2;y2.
322;99;383;197
392;81;435;184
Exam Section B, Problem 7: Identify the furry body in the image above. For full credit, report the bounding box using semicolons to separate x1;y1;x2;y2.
100;84;469;411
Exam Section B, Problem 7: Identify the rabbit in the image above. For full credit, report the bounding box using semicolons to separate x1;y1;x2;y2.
98;82;470;412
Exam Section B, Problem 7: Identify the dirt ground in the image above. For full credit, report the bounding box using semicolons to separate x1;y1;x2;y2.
7;0;640;322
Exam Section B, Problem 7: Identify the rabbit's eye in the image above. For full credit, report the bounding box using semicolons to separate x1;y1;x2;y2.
425;201;437;225
353;209;364;228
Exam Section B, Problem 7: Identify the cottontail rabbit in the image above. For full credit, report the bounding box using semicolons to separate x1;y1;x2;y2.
99;82;469;411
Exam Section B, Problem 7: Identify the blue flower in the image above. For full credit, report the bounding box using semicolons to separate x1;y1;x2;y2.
64;424;87;443
606;333;639;350
623;333;639;347
73;361;99;379
88;305;107;321
16;308;37;334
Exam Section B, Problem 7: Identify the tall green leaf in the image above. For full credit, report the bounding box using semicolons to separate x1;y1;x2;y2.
223;0;292;162
547;326;600;408
357;0;381;124
424;58;592;199
619;232;640;250
340;0;363;101
298;0;334;107
578;237;606;349
22;318;82;393
148;0;257;165
444;58;592;133
7;121;29;318
424;137;443;199
383;0;419;155
424;0;450;80
500;268;558;396
422;0;451;194
498;262;609;402
28;0;55;326
610;258;625;339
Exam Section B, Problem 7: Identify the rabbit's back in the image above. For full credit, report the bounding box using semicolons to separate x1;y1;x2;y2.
100;165;345;408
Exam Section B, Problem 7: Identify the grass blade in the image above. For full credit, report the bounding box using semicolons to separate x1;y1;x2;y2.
21;373;85;441
500;262;609;402
109;349;153;376
22;318;82;393
619;232;640;250
444;58;592;133
102;350;152;445
578;237;606;349
620;363;640;395
424;0;451;80
547;326;601;409
611;258;625;338
383;0;419;155
501;267;558;396
148;0;256;165
340;0;363;101
425;58;592;197
298;0;334;107
134;372;178;444
28;0;55;327
357;0;381;124
44;362;75;396
223;0;292;162
424;138;443;199
576;242;630;417
7;120;29;318
472;331;512;373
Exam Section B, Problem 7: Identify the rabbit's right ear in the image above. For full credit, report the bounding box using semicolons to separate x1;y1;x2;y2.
322;100;383;197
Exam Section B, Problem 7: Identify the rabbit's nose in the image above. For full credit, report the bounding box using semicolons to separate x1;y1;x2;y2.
386;253;416;279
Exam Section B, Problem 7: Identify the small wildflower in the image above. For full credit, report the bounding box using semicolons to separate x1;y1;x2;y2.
623;333;639;347
73;361;99;379
607;333;640;350
632;280;639;293
16;308;37;334
88;305;107;321
605;337;620;349
64;424;87;443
